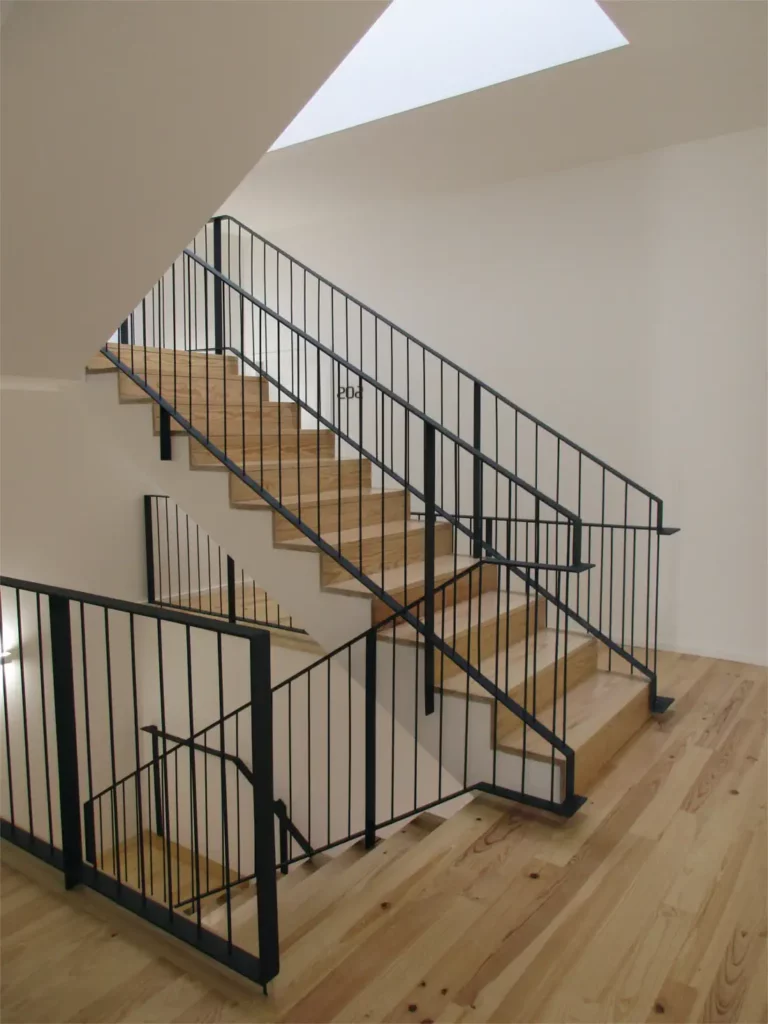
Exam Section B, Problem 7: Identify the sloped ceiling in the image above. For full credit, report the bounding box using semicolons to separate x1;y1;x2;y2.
0;0;386;378
233;0;766;210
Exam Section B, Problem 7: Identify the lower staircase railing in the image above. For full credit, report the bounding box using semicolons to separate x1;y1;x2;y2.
0;570;579;991
0;574;281;991
144;493;307;635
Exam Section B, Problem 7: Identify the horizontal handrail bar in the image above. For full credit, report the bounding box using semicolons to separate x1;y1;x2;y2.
410;511;679;535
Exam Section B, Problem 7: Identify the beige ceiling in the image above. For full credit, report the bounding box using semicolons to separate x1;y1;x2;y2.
238;0;767;205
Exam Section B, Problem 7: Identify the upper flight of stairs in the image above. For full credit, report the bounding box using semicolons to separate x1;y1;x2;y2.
88;344;654;805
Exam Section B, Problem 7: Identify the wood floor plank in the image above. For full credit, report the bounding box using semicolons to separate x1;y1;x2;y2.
1;653;765;1024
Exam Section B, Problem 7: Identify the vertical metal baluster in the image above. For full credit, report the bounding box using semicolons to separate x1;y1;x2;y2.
216;634;233;951
249;631;279;991
128;614;146;898
0;591;15;830
621;482;629;657
103;609;120;886
608;527;615;669
347;646;352;838
184;626;202;931
35;595;54;852
15;591;34;836
423;422;436;715
645;500;653;670
156;622;173;918
326;659;332;846
48;594;82;890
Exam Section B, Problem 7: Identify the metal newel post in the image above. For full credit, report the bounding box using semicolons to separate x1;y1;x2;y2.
472;381;483;558
159;409;172;461
364;630;377;849
150;728;165;838
227;556;236;624
213;218;224;356
249;632;279;990
48;595;83;890
423;423;436;716
143;496;156;604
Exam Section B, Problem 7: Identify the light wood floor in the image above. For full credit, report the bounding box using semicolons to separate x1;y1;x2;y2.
2;650;766;1024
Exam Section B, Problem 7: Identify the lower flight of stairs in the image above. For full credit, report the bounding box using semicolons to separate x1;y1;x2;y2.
88;345;654;803
100;802;467;968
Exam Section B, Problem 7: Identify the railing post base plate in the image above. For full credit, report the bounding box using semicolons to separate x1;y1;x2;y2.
651;695;674;714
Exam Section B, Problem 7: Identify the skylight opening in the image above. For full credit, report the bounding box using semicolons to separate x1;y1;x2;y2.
270;0;627;151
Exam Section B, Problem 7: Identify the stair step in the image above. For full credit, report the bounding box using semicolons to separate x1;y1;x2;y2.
189;430;336;467
324;555;478;598
105;343;240;377
272;487;408;542
327;556;502;627
152;401;298;435
498;670;649;795
219;811;444;955
276;520;454;585
276;797;508;969
118;369;270;405
173;583;297;628
378;589;547;678
229;460;372;504
440;630;597;738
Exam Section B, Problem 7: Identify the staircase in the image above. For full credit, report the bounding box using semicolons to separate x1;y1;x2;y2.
60;212;678;988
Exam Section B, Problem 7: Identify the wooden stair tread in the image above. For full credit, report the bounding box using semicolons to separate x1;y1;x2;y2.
325;554;478;597
104;343;240;375
232;485;403;511
377;589;529;644
439;629;594;702
498;670;648;761
224;810;445;951
275;517;435;551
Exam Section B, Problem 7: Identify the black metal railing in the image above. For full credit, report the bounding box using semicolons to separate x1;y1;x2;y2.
103;241;594;730
0;569;583;996
196;215;678;698
144;493;306;635
113;564;584;901
0;575;280;991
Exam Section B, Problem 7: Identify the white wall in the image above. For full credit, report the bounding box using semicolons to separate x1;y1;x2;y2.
222;127;768;665
0;0;385;380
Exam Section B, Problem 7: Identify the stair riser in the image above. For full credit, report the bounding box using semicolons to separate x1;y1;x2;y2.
573;686;649;794
320;524;454;585
152;402;298;436
190;433;336;468
118;372;269;405
229;461;373;503
371;563;500;626
273;490;408;543
529;683;650;802
494;640;599;739
437;595;547;679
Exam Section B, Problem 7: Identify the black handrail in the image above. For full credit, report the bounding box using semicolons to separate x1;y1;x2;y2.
163;560;584;819
144;493;308;634
139;724;314;866
0;573;280;990
180;247;586;539
184;221;677;684
212;214;666;510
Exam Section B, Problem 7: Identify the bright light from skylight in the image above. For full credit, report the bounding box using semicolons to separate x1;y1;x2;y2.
270;0;626;151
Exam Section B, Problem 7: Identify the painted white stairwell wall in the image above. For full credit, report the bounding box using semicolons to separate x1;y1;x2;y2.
221;127;768;666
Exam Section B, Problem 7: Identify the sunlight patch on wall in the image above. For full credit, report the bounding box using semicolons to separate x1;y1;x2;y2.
270;0;627;151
